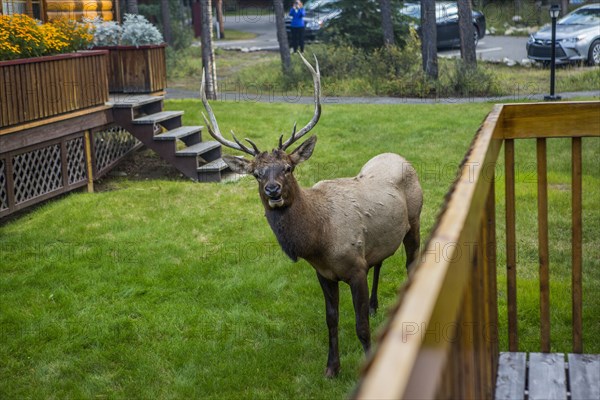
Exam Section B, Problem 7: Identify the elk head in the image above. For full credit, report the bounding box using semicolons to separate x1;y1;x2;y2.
200;53;321;209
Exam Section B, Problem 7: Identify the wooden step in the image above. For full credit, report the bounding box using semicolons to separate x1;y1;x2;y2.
110;95;164;108
154;126;203;141
568;354;600;400
176;141;220;157
495;352;526;400
197;158;229;172
528;353;566;400
133;111;183;125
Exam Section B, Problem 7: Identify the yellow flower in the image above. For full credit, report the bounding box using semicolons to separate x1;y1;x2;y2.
0;14;94;60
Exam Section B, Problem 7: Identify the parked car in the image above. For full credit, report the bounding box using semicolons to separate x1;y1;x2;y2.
399;2;486;48
527;4;600;66
284;0;486;48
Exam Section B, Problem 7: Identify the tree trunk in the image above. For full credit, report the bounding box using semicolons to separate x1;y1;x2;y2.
126;0;138;14
560;0;569;17
216;0;225;39
201;0;217;100
535;0;543;26
420;0;438;79
161;0;173;46
273;0;291;74
457;0;477;68
379;0;395;46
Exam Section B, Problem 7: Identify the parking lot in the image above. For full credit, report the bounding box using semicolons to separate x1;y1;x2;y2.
214;14;528;62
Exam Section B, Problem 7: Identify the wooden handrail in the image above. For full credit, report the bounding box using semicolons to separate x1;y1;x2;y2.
495;101;600;139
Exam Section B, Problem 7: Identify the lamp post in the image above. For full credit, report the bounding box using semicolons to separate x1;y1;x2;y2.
544;4;562;101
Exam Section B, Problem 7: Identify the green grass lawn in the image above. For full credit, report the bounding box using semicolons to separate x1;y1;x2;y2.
219;29;258;41
1;101;598;398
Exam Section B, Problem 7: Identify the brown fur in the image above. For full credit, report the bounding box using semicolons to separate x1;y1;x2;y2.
223;135;423;377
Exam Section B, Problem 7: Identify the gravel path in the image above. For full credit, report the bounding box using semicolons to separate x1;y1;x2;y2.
166;87;599;104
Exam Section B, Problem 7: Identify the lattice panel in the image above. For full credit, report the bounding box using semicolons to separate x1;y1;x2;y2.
12;144;62;204
66;137;87;185
94;126;139;174
0;159;8;210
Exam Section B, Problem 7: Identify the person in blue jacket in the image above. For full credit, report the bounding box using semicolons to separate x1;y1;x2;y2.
289;1;305;53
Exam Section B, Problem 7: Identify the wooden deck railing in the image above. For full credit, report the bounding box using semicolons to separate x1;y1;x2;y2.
354;101;600;399
0;50;109;130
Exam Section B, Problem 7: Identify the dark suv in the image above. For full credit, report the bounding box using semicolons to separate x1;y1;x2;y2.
399;2;486;48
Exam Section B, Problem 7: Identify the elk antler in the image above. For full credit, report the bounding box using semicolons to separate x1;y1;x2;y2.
200;69;260;156
279;53;321;151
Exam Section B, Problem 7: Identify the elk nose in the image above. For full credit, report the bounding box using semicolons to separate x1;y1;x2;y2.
264;183;282;198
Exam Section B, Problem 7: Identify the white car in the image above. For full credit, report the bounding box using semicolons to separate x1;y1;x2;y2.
527;4;600;65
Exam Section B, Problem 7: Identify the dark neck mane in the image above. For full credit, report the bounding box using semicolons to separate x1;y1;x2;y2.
263;182;326;262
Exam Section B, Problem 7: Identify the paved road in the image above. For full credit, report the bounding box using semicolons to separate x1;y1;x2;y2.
440;35;528;62
214;15;529;62
214;14;278;51
167;87;599;103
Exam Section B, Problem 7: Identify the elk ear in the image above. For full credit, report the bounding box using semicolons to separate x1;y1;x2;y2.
289;135;317;166
223;155;253;175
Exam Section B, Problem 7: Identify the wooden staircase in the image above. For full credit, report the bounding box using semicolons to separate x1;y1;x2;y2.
110;95;230;182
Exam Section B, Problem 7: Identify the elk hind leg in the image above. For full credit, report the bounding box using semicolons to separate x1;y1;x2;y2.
369;262;382;316
403;223;420;273
350;272;371;353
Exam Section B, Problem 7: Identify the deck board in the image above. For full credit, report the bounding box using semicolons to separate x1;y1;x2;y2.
528;353;567;400
495;352;527;400
568;353;600;400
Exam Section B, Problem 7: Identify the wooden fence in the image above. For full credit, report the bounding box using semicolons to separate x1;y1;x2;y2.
0;50;109;130
0;113;141;218
353;101;600;399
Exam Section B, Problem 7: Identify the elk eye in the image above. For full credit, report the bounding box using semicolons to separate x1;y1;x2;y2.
284;165;292;173
253;169;264;179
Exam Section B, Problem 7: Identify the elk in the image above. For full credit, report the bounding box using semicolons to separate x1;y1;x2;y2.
200;54;423;378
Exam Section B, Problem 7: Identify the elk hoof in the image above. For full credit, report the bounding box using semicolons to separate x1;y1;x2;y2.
369;302;378;316
324;365;340;378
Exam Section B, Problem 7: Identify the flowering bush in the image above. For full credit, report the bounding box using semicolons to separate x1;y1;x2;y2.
0;14;46;60
87;14;163;47
44;18;94;54
0;14;94;61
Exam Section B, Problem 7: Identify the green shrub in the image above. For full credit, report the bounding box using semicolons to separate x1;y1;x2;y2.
139;0;194;51
166;46;202;80
444;59;501;97
324;0;410;51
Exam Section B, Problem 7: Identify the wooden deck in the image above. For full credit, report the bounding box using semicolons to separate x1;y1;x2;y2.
353;102;600;400
496;352;599;400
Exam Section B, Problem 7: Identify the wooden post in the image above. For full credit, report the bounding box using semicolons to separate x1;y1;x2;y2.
114;0;121;23
84;130;94;193
504;139;518;351
537;138;551;353
571;137;583;353
482;177;498;398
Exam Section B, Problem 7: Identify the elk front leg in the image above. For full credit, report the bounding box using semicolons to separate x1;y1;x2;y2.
317;272;340;378
350;272;371;353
